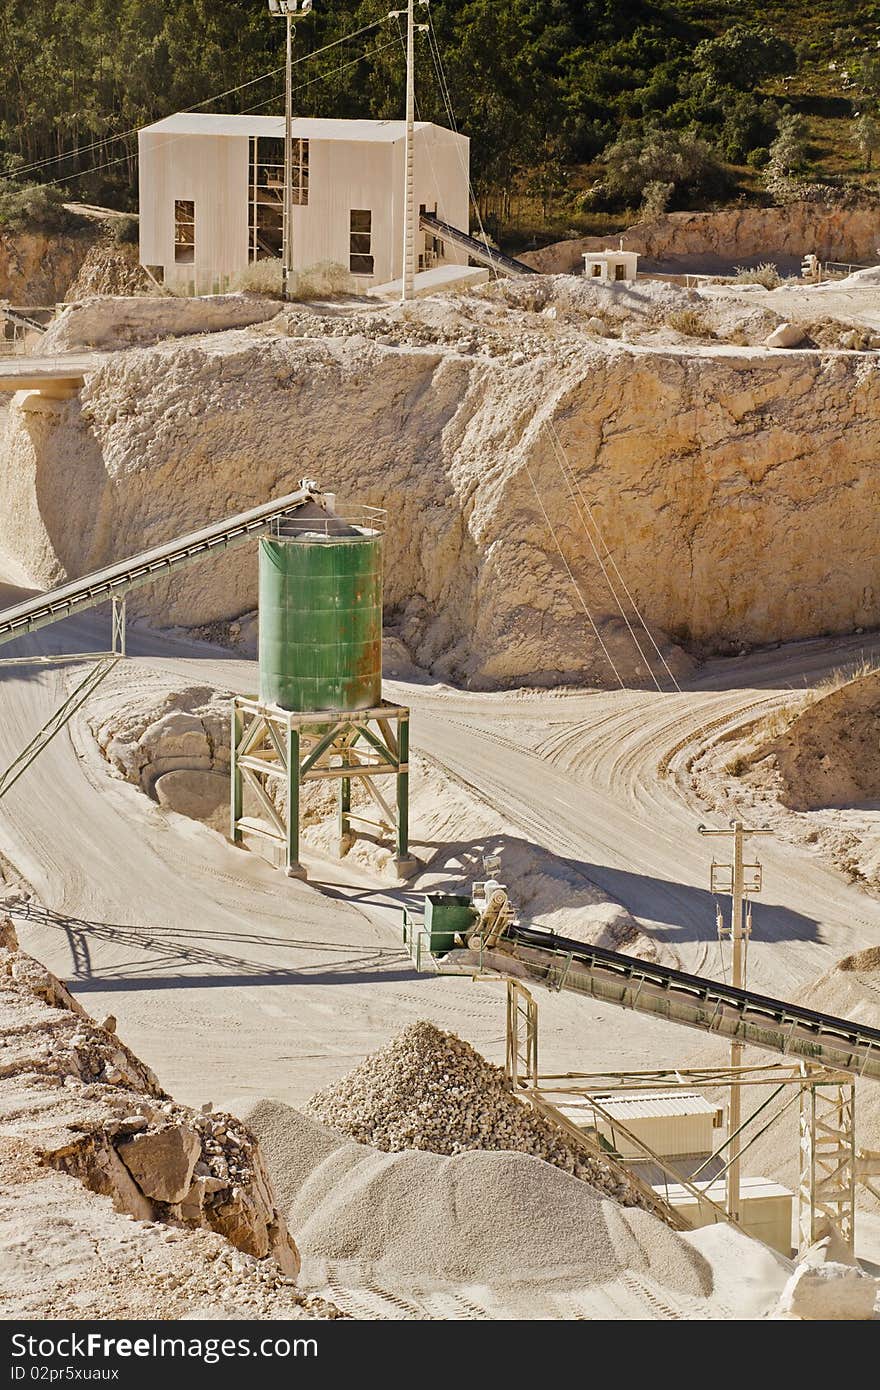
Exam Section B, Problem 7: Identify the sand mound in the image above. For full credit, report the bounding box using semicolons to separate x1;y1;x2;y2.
749;670;880;810
305;1021;644;1203
242;1101;712;1297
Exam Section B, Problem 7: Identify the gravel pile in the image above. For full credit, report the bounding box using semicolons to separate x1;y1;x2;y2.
306;1021;646;1205
245;1102;713;1298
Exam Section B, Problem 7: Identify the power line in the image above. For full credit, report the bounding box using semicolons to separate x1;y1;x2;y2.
541;416;682;692
544;422;668;692
522;455;627;690
4;20;385;183
35;35;400;190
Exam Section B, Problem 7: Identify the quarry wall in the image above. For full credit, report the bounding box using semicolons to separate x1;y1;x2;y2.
2;329;879;688
0;227;101;303
523;202;880;275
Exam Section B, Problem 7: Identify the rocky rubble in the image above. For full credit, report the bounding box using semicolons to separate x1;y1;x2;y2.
0;917;302;1278
307;1020;650;1207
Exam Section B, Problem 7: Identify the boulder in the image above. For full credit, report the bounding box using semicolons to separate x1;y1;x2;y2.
0;917;19;951
154;769;228;830
117;1125;201;1203
765;321;806;349
775;1260;878;1319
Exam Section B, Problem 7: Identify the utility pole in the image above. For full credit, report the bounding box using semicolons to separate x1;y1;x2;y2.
397;0;429;302
268;0;313;303
698;820;772;1223
401;0;416;302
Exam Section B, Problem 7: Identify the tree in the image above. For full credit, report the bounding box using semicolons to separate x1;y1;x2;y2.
768;112;808;176
601;128;726;208
855;111;880;170
693;24;796;92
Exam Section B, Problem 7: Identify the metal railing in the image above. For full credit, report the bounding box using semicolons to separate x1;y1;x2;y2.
270;505;385;540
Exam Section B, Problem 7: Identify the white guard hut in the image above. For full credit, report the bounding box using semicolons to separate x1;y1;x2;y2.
138;112;470;294
582;249;639;284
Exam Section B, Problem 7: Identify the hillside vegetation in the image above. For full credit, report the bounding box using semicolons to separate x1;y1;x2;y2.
2;1;880;246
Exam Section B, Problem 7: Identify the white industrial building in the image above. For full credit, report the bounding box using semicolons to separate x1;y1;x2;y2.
137;112;471;294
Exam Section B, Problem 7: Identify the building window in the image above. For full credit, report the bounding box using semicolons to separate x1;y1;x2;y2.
349;209;373;275
174;200;195;264
248;137;308;262
590;263;601;278
614;263;626;281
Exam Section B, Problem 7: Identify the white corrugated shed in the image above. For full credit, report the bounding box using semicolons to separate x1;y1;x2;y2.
569;1091;723;1161
595;1092;718;1119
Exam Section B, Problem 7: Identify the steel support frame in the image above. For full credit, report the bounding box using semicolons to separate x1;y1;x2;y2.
230;695;413;879
798;1074;856;1255
505;979;538;1089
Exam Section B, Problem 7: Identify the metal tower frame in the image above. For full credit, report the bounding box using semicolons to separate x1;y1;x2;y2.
230;694;414;879
798;1074;856;1254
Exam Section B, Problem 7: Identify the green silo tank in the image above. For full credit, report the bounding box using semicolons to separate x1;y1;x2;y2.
258;513;383;712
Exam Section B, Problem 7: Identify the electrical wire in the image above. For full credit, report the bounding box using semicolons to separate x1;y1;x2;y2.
4;20;385;183
544;425;664;692
34;36;401;190
424;11;498;277
522;456;627;689
545;419;683;692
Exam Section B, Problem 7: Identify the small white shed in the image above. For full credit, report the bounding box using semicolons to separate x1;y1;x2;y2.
582;249;639;284
138;112;470;294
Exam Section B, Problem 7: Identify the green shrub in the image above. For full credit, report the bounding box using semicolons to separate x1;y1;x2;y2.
234;258;355;300
111;214;139;245
733;262;782;288
0;179;78;233
666;308;710;337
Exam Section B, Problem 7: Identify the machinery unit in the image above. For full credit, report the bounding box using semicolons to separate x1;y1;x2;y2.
230;491;414;880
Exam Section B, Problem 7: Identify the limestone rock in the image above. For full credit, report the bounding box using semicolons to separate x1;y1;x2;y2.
43;293;283;352
765;322;806;348
775;1260;879;1319
0;918;18;951
154;769;228;830
117;1125;201;1202
9;277;880;686
519;202;880;275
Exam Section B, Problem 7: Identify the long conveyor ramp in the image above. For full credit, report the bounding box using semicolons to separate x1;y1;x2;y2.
0;484;320;647
419;213;538;277
497;925;880;1082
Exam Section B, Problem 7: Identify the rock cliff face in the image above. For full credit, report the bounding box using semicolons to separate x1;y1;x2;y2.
521;202;880;274
0;227;100;303
2;283;880;687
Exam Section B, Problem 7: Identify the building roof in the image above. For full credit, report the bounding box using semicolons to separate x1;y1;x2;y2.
593;1091;718;1118
140;113;440;142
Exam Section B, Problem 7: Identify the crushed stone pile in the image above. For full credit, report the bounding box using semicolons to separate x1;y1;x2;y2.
306;1020;646;1205
244;1101;713;1298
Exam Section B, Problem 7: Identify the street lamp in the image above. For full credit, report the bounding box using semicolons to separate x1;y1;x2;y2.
267;0;313;302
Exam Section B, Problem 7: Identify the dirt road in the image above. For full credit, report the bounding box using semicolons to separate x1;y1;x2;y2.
1;598;879;1116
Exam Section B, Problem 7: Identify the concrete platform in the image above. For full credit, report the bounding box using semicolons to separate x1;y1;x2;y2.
0;354;100;398
369;264;490;300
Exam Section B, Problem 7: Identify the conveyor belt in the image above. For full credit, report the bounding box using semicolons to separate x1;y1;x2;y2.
419;213;537;277
0;485;321;646
500;925;880;1082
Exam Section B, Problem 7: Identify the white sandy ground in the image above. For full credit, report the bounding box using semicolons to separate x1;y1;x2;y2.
2;571;880;1300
